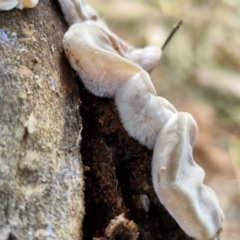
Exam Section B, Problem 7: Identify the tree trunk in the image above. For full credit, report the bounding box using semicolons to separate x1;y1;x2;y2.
0;1;84;239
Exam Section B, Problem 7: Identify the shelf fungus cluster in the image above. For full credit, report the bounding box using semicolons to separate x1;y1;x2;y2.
60;0;224;239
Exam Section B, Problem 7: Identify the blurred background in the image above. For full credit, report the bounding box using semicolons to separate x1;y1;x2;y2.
88;0;240;239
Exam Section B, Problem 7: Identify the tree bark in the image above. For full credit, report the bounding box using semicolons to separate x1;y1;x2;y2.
0;1;84;239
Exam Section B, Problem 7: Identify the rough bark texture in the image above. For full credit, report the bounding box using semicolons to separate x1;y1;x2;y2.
0;1;84;240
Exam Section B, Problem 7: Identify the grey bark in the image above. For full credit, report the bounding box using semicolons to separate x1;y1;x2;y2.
0;1;84;239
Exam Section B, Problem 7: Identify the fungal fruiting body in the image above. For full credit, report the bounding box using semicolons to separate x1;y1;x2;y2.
115;71;177;149
63;22;144;98
63;22;161;98
152;113;224;239
59;0;224;239
17;0;38;9
58;0;98;25
105;213;138;240
0;0;38;10
64;23;175;148
0;0;17;10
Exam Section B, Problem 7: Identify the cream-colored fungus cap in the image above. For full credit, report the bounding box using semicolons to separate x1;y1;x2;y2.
152;112;224;240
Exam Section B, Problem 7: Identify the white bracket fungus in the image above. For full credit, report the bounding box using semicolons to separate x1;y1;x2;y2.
0;0;38;10
152;112;224;240
59;0;224;239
